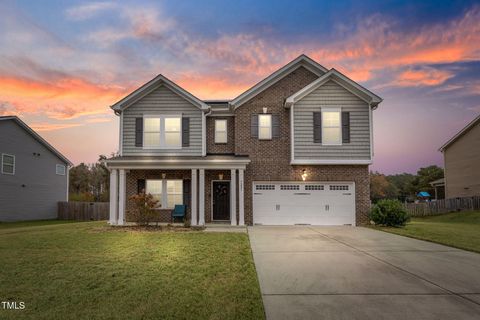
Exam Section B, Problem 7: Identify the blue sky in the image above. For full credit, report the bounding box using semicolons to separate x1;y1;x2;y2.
1;0;479;173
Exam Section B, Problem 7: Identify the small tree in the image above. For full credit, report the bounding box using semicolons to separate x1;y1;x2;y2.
370;199;410;227
128;192;158;226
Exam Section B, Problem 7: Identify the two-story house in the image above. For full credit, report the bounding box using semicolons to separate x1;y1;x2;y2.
105;55;382;226
0;116;72;221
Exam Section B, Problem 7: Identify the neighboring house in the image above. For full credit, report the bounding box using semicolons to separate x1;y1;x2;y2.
105;54;382;226
430;178;445;200
0;116;72;221
439;115;480;198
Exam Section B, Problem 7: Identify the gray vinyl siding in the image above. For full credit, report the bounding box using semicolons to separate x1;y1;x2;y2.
0;120;68;221
293;80;371;160
122;85;203;156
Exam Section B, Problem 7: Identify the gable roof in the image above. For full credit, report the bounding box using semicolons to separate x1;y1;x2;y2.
110;74;210;112
284;68;383;108
230;54;328;109
0;116;72;166
439;114;480;152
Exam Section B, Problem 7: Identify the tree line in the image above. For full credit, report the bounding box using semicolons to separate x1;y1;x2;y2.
370;165;444;203
68;155;110;202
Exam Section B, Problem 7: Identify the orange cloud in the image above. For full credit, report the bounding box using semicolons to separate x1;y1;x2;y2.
0;76;128;119
394;68;454;87
175;73;251;100
29;122;83;131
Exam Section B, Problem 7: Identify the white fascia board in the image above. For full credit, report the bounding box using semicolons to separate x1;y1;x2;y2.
111;75;209;112
231;55;327;108
285;69;383;108
439;114;480;151
290;159;373;165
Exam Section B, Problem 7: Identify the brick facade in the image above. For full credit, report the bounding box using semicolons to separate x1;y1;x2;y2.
234;66;371;225
121;66;372;226
125;169;191;223
206;117;235;154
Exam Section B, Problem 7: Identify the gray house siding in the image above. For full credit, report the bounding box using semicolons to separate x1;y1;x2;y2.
293;80;371;160
122;85;203;156
0;120;68;221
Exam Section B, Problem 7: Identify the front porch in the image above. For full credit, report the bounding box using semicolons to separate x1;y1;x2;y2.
105;156;250;226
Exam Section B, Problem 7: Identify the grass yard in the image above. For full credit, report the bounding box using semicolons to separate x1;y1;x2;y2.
0;221;264;320
377;211;480;253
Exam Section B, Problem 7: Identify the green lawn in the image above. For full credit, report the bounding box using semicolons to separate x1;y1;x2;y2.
377;211;480;253
0;221;264;320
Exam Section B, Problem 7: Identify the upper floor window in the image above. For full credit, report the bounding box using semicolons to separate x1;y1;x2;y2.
215;119;228;143
56;164;66;175
143;115;181;149
1;154;15;175
322;109;341;145
258;114;272;140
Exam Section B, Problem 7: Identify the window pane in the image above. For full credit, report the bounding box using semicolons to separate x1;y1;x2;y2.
167;194;183;208
146;180;162;194
322;112;340;127
323;127;341;144
215;131;227;143
56;165;65;175
259;115;271;126
165;132;181;147
144;118;160;132
167;180;182;193
259;127;271;139
165;117;181;132
3;155;14;165
144;132;160;146
2;164;14;174
215;120;227;131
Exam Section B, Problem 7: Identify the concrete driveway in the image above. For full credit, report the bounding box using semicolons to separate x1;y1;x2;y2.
248;226;480;320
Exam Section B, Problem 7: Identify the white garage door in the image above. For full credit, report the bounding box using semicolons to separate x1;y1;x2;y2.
253;182;355;225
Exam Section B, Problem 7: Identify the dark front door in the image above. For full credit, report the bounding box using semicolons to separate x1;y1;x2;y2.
213;181;230;220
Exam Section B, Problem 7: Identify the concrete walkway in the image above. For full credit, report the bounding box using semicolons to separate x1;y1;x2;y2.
248;226;480;320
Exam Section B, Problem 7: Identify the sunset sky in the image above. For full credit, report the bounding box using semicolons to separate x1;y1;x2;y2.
1;0;479;174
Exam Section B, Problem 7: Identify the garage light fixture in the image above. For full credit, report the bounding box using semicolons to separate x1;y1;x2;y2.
219;173;224;180
301;169;308;181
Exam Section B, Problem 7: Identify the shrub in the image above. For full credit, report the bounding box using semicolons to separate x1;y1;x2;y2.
370;199;410;227
128;192;159;226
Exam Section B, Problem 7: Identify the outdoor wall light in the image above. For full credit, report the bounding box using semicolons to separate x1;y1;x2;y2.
301;169;308;181
162;173;166;179
219;173;224;180
263;107;268;114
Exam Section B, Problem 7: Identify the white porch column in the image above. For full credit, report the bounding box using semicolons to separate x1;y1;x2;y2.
109;169;118;225
231;169;237;225
191;169;198;226
198;169;205;226
118;169;126;226
238;169;245;226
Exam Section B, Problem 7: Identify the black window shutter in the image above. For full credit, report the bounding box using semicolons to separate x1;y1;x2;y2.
342;112;350;143
137;179;146;194
183;179;190;208
135;118;143;147
251;114;258;138
272;114;280;138
313;112;322;143
182;117;190;147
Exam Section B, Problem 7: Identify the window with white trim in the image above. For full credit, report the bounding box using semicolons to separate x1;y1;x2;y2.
322;109;342;145
258;114;272;140
214;119;228;143
1;154;15;175
146;179;183;209
143;115;181;148
56;164;66;175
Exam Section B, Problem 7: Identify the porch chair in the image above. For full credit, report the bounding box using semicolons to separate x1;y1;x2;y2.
171;204;187;223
